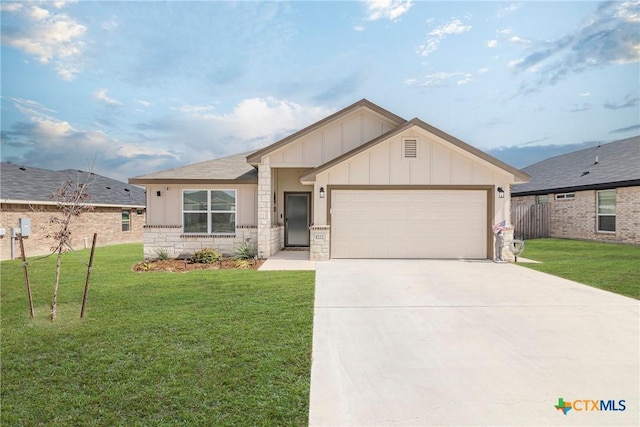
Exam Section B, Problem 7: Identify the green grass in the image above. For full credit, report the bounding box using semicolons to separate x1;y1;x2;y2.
1;244;315;426
517;238;640;299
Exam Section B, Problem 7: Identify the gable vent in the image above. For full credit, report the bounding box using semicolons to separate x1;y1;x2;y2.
403;139;417;159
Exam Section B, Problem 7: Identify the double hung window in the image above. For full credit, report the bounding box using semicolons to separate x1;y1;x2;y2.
183;190;236;234
597;190;615;232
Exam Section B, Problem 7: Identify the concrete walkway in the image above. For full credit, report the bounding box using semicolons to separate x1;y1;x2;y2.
309;259;639;426
258;250;316;271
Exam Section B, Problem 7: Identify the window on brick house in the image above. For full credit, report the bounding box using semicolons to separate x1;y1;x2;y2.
597;190;616;232
122;210;131;232
536;195;548;204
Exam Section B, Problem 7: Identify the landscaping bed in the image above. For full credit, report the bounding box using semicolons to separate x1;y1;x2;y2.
133;257;264;271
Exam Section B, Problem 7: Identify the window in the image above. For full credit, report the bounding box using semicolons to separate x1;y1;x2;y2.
555;193;575;200
122;210;130;232
183;190;236;234
536;195;548;204
597;190;616;232
403;138;417;159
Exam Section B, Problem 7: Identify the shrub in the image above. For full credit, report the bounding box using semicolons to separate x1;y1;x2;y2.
234;259;252;269
191;248;222;264
154;248;169;261
234;242;255;260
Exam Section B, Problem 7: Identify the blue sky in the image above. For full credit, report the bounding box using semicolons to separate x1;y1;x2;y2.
2;0;639;182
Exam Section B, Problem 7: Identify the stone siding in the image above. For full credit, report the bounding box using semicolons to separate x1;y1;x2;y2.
143;225;258;259
309;226;330;261
0;203;145;260
512;186;639;245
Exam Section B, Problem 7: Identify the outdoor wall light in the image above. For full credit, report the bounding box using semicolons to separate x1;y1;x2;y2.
156;190;162;197
497;187;505;198
319;187;325;198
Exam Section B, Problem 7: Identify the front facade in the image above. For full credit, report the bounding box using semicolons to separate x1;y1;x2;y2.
512;136;640;245
131;99;529;261
0;163;146;260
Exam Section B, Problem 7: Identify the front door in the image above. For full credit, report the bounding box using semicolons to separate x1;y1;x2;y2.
285;193;310;247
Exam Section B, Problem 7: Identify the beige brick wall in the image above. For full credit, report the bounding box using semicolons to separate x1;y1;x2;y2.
512;186;639;245
0;203;145;260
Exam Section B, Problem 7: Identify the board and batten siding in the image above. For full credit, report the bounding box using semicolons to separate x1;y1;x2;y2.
312;127;514;225
266;109;399;168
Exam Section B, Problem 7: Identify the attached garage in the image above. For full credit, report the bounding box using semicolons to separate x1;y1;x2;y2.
330;188;490;259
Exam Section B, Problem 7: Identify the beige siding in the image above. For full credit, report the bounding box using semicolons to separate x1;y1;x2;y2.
268;109;400;167
314;126;515;226
273;168;314;225
145;184;257;227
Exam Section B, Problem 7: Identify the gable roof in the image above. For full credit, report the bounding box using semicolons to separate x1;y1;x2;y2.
246;98;407;164
511;136;640;196
128;152;257;184
1;162;146;207
300;118;530;183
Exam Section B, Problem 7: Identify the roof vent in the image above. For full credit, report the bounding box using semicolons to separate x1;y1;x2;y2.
106;186;111;190
594;156;598;165
581;171;590;177
124;188;130;192
403;139;417;159
19;166;26;171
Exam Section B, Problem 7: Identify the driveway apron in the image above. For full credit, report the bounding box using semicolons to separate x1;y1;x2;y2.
308;259;639;426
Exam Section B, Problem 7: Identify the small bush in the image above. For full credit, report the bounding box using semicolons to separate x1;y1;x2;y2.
234;259;252;269
154;248;169;261
234;242;255;260
191;248;222;264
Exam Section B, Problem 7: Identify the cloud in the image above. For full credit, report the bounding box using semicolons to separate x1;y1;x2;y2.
0;2;86;80
510;1;640;93
610;124;640;133
565;103;592;113
1;110;178;182
457;75;473;85
417;18;471;57
477;67;490;74
94;89;123;106
508;36;532;46
487;40;498;48
497;3;523;17
579;92;591;97
364;0;413;22
603;94;640;110
405;72;467;88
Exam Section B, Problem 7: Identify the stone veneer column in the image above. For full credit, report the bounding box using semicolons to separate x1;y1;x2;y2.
309;225;330;261
257;159;272;258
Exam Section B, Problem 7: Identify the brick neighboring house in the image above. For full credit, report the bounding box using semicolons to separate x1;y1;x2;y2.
511;136;640;245
0;163;146;260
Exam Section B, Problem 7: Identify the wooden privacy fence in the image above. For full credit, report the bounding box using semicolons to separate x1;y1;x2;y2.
511;203;550;239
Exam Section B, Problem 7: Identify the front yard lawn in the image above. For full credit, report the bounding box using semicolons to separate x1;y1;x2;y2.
0;244;315;426
517;238;640;300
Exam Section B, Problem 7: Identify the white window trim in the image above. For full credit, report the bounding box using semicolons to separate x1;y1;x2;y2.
182;189;237;235
122;210;131;232
596;189;616;233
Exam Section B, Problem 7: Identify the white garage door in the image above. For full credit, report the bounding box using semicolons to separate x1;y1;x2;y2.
331;189;488;259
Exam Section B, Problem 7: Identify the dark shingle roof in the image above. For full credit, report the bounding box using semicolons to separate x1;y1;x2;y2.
512;136;640;195
1;163;146;207
128;152;257;184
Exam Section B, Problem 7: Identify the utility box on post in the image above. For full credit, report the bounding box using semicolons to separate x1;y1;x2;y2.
19;218;31;237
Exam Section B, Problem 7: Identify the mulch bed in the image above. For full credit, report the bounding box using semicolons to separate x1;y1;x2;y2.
132;258;264;272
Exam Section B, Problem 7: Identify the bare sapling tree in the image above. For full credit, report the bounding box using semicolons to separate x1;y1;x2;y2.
48;172;94;320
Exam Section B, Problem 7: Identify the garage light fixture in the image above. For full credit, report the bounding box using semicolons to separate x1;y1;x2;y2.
497;187;505;198
319;187;325;198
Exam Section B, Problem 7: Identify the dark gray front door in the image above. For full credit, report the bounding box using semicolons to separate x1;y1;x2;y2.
285;193;310;246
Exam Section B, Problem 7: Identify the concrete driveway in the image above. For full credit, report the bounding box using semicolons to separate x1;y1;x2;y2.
309;260;639;426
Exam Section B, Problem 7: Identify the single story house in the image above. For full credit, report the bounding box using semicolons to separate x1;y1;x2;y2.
129;99;530;261
0;163;146;260
511;136;640;245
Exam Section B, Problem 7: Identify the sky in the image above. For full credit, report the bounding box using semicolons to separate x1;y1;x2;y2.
1;0;639;182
